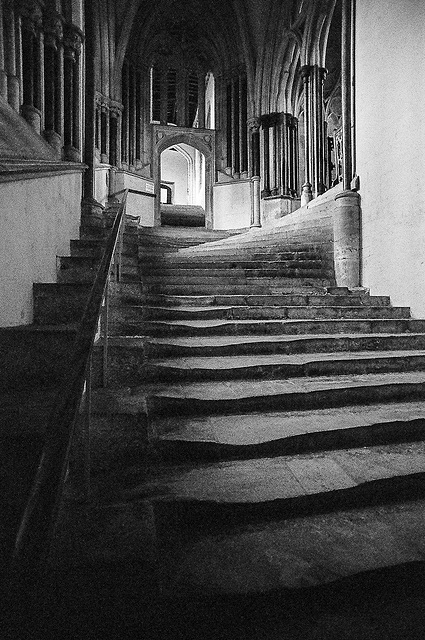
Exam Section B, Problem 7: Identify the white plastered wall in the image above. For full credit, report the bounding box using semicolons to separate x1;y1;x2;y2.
213;180;252;229
0;172;82;327
356;0;425;316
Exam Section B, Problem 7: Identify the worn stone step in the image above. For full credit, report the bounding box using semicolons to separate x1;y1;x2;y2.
157;498;425;596
142;293;391;308
57;263;138;284
128;441;425;533
147;332;425;358
139;260;323;271
141;283;329;296
133;318;425;338
90;371;425;418
140;268;328;281
144;351;425;383
140;370;425;416
141;276;331;288
141;305;410;322
155;400;425;461
140;252;323;265
33;283;91;324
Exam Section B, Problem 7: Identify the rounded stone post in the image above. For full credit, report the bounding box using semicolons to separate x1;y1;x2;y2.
334;190;361;287
301;182;313;206
251;176;261;227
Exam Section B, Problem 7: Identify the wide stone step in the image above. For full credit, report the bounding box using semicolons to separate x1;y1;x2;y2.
157;498;425;596
145;350;425;383
147;332;425;357
141;276;331;288
142;305;410;321
139;260;323;271
155;400;425;461
91;371;425;418
129;441;425;533
140;253;323;266
141;283;329;296
142;293;391;308
141;269;328;282
134;318;425;338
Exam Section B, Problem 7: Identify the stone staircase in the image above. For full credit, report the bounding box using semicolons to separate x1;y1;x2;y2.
10;220;425;638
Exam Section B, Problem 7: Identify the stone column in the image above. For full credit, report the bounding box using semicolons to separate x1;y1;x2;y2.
43;12;63;155
4;3;20;110
198;71;205;129
82;0;104;221
0;1;8;100
341;0;353;190
334;190;360;287
261;116;271;198
248;117;261;228
301;64;326;199
20;1;43;133
63;24;82;162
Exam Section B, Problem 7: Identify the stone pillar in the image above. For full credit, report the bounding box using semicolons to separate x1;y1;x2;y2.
0;2;8;100
20;1;43;133
261;116;271;197
43;12;63;156
341;0;353;190
82;0;104;221
198;71;205;128
301;65;326;198
334;190;360;287
4;3;20;110
63;24;82;162
248;117;261;228
100;103;109;164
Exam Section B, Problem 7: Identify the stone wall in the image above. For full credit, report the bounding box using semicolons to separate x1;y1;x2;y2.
356;0;425;317
0;170;83;327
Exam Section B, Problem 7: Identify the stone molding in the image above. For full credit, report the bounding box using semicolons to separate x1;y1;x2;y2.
0;159;86;183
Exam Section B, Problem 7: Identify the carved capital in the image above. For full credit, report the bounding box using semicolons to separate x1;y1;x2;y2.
63;24;83;60
247;117;261;133
20;0;43;35
44;11;63;48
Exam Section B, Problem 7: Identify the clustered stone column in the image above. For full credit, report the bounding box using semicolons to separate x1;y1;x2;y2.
120;58;145;171
94;94;123;169
0;1;85;161
301;64;327;200
260;112;299;199
224;71;248;178
248;117;261;228
63;24;83;161
20;0;44;134
43;11;63;156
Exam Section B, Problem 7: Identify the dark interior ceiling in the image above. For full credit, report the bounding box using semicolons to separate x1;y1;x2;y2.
127;0;245;73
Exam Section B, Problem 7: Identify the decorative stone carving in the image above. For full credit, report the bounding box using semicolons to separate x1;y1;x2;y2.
43;11;63;48
19;0;43;35
63;24;83;61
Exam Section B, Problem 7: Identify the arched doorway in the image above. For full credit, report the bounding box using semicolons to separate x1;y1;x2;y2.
153;126;215;228
160;144;206;209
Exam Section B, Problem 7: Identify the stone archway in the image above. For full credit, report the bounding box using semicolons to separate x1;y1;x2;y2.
153;125;215;228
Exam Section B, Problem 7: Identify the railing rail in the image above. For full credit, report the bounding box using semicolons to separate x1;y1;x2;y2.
9;189;129;592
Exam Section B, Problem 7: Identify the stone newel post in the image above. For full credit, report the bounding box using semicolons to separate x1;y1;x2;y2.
334;190;360;287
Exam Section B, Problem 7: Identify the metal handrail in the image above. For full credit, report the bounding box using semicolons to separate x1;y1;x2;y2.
9;189;129;588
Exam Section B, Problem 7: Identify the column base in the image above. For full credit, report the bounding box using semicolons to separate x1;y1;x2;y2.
21;105;41;135
64;145;81;163
43;130;62;158
251;176;261;228
81;197;105;228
